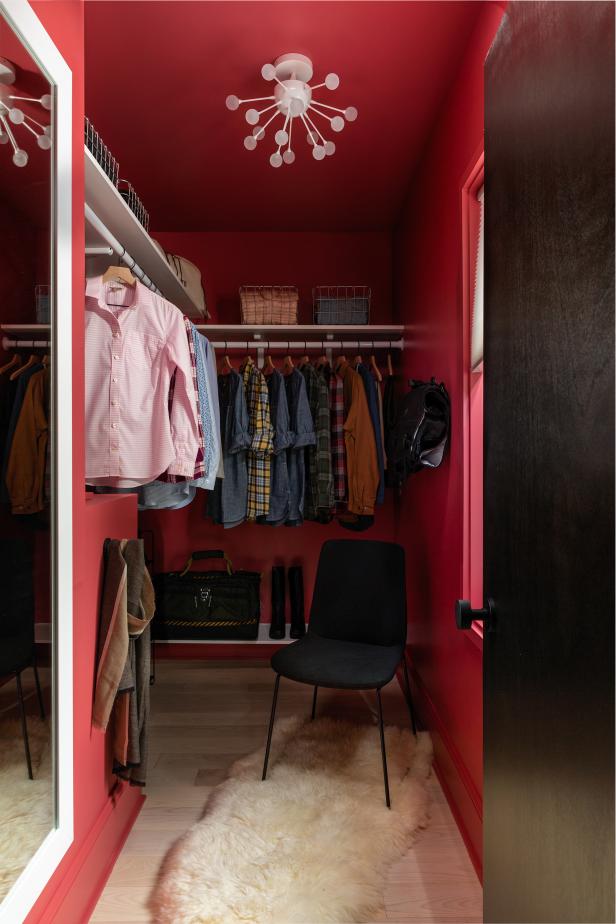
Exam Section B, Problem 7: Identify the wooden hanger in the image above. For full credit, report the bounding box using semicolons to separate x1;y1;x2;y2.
219;351;234;375
283;353;294;376
370;354;383;383
10;354;39;381
42;354;50;368
386;353;394;377
352;354;363;368
261;354;276;376
240;354;254;372
102;265;136;286
316;353;329;369
0;354;20;376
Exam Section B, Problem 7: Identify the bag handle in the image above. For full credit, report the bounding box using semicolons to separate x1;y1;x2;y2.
180;550;234;577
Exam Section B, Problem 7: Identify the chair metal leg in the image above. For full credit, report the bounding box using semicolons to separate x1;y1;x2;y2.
311;685;318;720
262;674;281;781
16;672;33;780
402;654;417;736
376;688;391;809
33;661;45;720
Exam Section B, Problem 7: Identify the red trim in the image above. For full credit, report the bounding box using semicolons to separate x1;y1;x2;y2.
405;663;483;881
34;784;144;924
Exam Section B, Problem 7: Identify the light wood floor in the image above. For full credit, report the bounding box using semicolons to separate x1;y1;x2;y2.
91;660;482;924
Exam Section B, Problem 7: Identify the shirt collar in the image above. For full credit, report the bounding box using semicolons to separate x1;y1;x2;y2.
86;274;142;312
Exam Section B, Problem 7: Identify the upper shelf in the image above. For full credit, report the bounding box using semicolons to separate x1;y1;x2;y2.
84;147;206;319
192;323;404;340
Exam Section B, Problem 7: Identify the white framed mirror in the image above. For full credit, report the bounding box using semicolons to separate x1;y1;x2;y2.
0;1;72;921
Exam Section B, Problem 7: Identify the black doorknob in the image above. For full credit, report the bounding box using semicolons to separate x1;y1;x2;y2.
455;598;494;630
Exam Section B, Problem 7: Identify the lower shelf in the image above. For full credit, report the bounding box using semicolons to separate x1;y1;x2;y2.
153;623;306;645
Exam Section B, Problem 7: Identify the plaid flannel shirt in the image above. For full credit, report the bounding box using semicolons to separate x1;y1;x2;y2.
242;358;273;519
159;316;205;483
301;363;333;519
330;372;347;502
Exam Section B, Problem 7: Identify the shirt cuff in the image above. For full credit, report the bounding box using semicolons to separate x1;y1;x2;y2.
167;457;196;477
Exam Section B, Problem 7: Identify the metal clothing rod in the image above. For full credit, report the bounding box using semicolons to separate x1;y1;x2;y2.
2;338;50;350
207;339;404;351
85;245;114;256
84;204;160;294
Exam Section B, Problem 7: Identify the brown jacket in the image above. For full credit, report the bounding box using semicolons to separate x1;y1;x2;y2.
337;362;379;515
6;367;49;515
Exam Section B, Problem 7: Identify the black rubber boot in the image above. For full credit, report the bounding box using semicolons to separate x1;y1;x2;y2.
288;565;306;638
269;565;286;639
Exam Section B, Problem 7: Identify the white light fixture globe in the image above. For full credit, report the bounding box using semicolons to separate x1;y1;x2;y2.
226;52;358;167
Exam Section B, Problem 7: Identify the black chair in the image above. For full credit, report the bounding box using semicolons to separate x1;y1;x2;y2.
0;539;45;780
262;539;416;807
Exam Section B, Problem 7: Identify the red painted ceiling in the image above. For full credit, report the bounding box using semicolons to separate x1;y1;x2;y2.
84;1;482;231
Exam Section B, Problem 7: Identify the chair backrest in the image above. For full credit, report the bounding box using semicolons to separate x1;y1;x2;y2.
309;539;407;647
0;539;35;671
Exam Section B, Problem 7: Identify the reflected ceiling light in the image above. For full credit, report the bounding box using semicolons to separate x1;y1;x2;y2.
226;53;358;167
0;57;52;167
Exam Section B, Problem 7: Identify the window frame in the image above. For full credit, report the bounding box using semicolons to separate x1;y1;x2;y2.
461;150;485;649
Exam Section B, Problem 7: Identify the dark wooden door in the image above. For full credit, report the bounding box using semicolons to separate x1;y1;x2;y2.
483;3;615;922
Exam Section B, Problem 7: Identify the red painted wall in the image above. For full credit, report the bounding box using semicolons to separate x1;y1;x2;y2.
393;3;505;877
25;5;143;923
152;230;393;324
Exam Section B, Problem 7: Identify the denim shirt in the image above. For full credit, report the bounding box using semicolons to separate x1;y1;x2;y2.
259;369;292;526
284;368;316;526
207;370;251;528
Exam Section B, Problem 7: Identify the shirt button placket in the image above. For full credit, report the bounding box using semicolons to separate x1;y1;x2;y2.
110;325;121;475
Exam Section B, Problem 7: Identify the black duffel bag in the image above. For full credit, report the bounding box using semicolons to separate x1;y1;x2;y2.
154;550;261;641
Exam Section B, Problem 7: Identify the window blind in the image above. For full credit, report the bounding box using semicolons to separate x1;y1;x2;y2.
471;185;484;371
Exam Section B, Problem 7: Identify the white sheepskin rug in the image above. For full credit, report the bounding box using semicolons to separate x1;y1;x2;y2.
0;717;53;901
151;715;433;923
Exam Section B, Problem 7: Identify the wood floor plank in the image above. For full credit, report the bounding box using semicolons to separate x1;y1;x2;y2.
91;660;482;923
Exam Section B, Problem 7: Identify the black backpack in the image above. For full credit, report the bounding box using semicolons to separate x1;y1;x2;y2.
387;378;450;491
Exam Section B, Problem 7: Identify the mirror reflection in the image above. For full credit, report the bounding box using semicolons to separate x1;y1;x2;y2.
0;12;54;902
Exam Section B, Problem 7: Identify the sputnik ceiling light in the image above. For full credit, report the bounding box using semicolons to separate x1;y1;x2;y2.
0;57;52;167
226;53;358;167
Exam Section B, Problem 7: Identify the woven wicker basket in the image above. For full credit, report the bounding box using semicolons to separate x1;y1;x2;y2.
240;286;299;325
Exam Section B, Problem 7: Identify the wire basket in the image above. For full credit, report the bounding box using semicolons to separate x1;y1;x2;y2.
84;117;119;187
313;286;371;325
118;178;150;232
240;286;299;325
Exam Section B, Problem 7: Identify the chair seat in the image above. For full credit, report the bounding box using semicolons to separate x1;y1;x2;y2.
271;632;404;690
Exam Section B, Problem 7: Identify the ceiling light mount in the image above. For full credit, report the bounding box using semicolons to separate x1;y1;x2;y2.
226;52;358;167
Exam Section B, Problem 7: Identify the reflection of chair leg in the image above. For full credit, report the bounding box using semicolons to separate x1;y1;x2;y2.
262;674;281;781
311;685;318;720
376;688;391;809
16;672;33;780
401;653;417;736
33;661;45;720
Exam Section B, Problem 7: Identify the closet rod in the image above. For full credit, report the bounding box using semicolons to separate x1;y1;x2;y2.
207;339;404;351
84;204;161;294
2;338;50;350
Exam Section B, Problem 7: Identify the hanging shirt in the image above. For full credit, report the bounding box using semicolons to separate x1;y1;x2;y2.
259;369;292;526
158;316;205;484
300;362;334;521
242;358;273;520
6;366;50;515
191;330;221;490
85;276;200;487
329;372;347;503
355;363;386;505
0;363;44;502
337;361;379;516
284;368;316;526
207;370;251;529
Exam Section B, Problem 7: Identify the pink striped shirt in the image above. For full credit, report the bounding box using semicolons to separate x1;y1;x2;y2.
85;276;200;487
